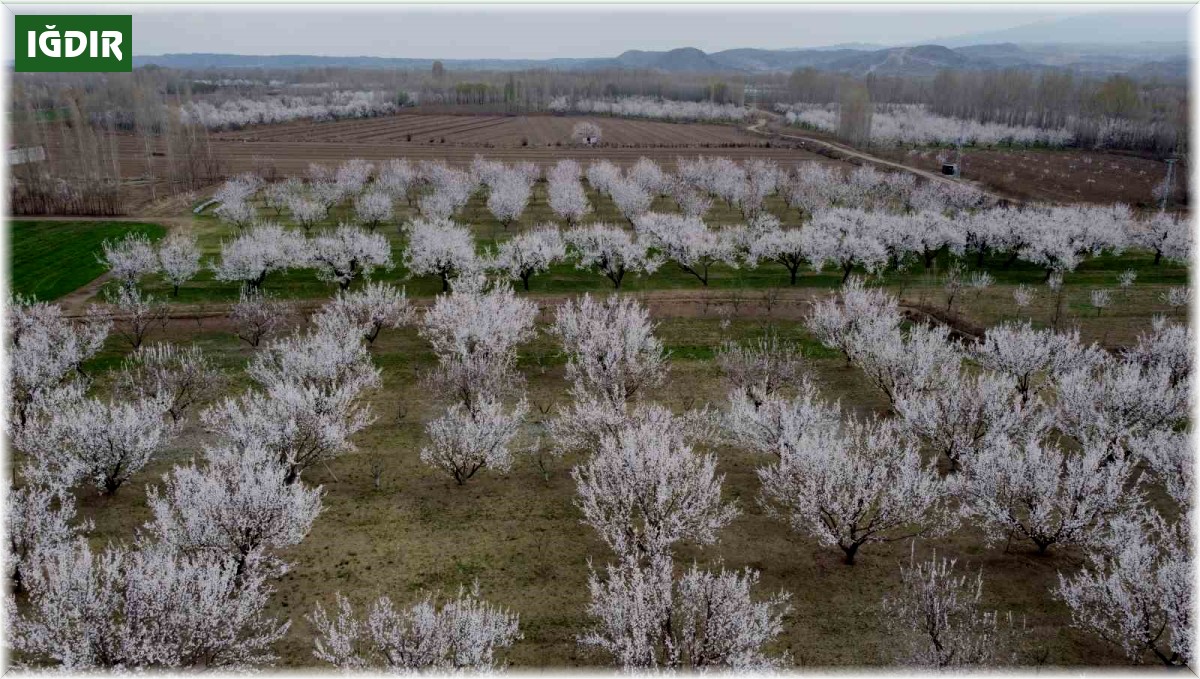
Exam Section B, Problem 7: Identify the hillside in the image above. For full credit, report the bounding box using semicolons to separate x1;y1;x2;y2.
135;41;1186;78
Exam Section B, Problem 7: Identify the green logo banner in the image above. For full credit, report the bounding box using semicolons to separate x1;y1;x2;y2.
15;15;132;72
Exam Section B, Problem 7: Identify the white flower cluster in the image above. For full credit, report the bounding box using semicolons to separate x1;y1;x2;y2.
180;90;406;130
551;95;747;122
779;103;1074;147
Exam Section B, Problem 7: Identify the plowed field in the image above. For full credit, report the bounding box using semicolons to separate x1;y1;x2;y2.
212;113;759;148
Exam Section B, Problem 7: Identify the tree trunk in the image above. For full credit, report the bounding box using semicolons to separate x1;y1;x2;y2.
841;543;860;565
841;263;854;283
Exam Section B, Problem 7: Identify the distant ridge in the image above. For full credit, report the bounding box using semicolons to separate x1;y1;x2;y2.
135;40;1187;78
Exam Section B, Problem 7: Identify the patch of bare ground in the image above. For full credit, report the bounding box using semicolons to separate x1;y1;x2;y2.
875;145;1183;207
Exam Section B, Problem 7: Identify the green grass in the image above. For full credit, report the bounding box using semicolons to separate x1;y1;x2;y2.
127;184;1186;352
142;184;1188;311
11;220;167;301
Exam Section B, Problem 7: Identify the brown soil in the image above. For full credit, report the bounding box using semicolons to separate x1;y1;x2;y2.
873;145;1184;208
213;113;763;148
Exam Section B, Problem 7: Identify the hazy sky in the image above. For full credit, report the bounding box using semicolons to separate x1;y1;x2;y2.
6;3;1192;59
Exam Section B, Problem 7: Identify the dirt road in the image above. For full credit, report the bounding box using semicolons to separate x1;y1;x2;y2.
743;115;1012;203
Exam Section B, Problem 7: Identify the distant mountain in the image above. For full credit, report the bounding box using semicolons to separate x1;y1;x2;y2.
1126;58;1188;81
706;48;859;72
821;44;976;76
931;12;1188;48
135;39;1187;78
952;43;1038;68
807;42;889;52
133;53;604;71
614;47;723;72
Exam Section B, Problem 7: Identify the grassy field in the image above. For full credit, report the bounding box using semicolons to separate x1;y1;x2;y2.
10;220;167;301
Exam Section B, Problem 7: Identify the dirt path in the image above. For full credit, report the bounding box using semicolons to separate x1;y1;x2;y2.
58;271;116;314
57;284;986;349
60;287;828;321
742;115;1013;203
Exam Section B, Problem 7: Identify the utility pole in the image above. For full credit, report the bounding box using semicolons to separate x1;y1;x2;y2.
1160;157;1177;212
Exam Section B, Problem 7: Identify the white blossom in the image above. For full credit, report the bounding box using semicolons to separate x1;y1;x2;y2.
354;190;394;230
1053;360;1188;452
247;325;381;395
894;370;1046;471
229;286;293;347
609;180;653;226
1161;286;1191;309
420;275;537;403
801;208;890;282
581;555;789;671
551;293;667;411
7;296;108;427
757;417;948;564
563;97;747;123
144;442;323;575
846;319;961;406
378;158;417;204
1130;212;1190;265
114;342;227;422
286;194;326;232
725;382;841;458
1056;509;1190;666
89;285;168;350
490;226;567;290
486;170;532;229
969;321;1107;403
212;223;306;288
635;213;736;286
309;587;520;671
564;224;660;289
573;413;738;559
805;276;901;365
202;381;375;485
961;436;1138;554
716;333;807;407
309;224;394;289
98;232;160;288
7;485;91;590
312;281;414;344
157;233;201;296
10;540;290;669
402;218;478;292
883;553;1018;668
548;163;592;225
1125;317;1192;386
1090;289;1113;315
421;395;528;484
